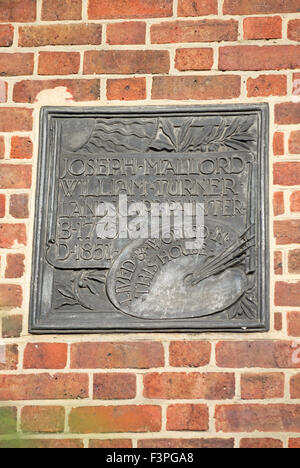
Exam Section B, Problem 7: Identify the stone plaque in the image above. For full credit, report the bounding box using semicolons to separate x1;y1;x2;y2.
30;105;269;333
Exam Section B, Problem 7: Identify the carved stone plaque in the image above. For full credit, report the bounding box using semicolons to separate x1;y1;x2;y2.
30;105;269;333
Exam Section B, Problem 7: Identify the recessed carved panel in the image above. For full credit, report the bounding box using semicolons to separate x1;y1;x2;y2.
30;105;269;333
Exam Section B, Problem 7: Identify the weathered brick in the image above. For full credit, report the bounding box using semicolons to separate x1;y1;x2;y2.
240;438;283;449
274;220;300;245
274;163;300;186
0;224;26;248
84;50;170;75
291;193;300;214
0;344;18;370
93;373;136;400
88;0;173;19
5;254;25;279
0;439;84;449
275;282;300;307
138;438;234;448
178;0;218;16
107;22;146;45
0;194;5;217
0;373;88;400
0;108;32;132
289;250;300;274
0;80;7;103
0;136;4;158
42;0;82;21
9;194;29;219
0;285;22;309
241;373;285;399
175;48;214;71
275;103;300;125
273;192;284;216
13;79;100;103
69;406;162;433
107;78;146;101
21;406;65;433
0;407;17;435
289;131;300;154
216;404;300;432
2;314;23;338
291;374;300;399
167;404;209;431
89;440;133;448
287;312;300;337
243;16;282;40
220;46;300;71
0;0;36;22
289;439;300;448
10;136;32;159
288;20;300;41
19;24;102;47
38;52;80;76
0;24;13;46
151;20;238;44
152;75;241;100
216;341;300;368
247;75;287;98
273;132;284;156
223;0;300;15
71;342;164;369
274;251;283;275
0;53;34;76
0;165;31;190
169;341;211;367
143;373;235;399
274;312;283;331
24;343;68;370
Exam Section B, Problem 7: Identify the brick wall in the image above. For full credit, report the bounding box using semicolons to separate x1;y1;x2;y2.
0;0;300;449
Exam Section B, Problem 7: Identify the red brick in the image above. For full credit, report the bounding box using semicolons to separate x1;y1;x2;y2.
89;440;133;448
288;20;300;41
243;16;282;40
275;282;300;307
223;0;300;15
107;78;146;101
293;73;300;97
0;165;31;189
10;136;33;159
274;163;300;186
273;192;284;216
152;75;241;100
0;0;36;22
220;46;300;71
0;80;7;103
0;344;18;370
274;220;300;245
42;0;82;21
19;24;102;47
107;22;146;45
274;251;283;275
274;312;283;331
71;342;164;369
151;20;238;44
287;312;300;337
93;373;136;400
138;438;234;448
5;254;25;279
2;314;23;338
143;372;235;399
291;192;300;212
216;404;300;432
0;224;26;248
0;24;13;46
0;108;32;132
0;53;33;77
289;131;300;154
175;48;214;71
178;0;218;16
88;0;173;19
23;343;68;370
169;341;211;367
291;374;300;399
216;341;300;368
13;79;100;103
21;406;65;433
0;194;5;218
69;406;162;433
0;439;84;449
275;103;300;125
289;439;300;448
289;250;300;274
38;52;80;76
0;284;22;308
273;132;284;156
84;50;170;75
247;75;286;98
0;407;17;435
167;404;209;431
241;373;284;399
9;194;29;219
240;438;283;449
0;136;4;158
0;373;88;400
